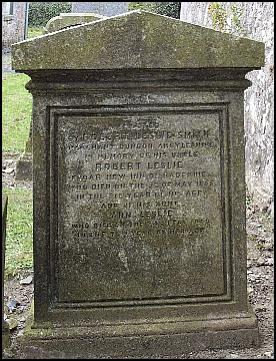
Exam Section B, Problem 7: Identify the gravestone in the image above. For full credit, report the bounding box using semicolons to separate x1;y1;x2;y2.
44;13;106;34
2;195;10;349
15;130;32;181
71;2;129;16
12;11;264;358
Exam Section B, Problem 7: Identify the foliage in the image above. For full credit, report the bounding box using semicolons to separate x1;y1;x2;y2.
152;2;181;18
2;73;32;153
27;26;44;39
28;2;71;27
208;2;227;32
128;2;154;11
208;2;246;36
128;2;181;19
4;188;33;278
230;3;246;36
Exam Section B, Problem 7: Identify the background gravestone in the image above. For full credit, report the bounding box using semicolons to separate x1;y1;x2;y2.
43;12;106;34
12;10;264;358
71;2;129;16
15;131;32;181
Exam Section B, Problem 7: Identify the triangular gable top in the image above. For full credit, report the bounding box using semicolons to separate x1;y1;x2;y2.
12;10;265;71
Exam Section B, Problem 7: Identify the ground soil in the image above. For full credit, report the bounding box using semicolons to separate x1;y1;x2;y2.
2;150;274;359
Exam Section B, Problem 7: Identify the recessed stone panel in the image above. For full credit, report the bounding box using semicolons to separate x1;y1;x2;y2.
50;106;229;304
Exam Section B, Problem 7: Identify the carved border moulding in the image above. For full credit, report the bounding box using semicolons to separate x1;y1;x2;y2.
45;103;232;311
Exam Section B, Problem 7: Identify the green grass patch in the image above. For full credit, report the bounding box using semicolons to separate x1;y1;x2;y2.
3;188;33;278
27;26;44;38
2;73;32;153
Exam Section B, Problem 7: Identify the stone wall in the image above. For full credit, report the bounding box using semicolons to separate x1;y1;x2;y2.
180;2;274;215
2;2;27;50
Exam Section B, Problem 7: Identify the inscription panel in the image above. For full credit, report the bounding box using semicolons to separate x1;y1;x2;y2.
51;107;230;304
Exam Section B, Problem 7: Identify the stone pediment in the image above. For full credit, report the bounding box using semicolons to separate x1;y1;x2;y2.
12;10;264;71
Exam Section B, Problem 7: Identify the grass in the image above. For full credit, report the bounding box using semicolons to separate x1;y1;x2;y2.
2;73;32;153
3;187;33;279
3;62;34;278
27;26;44;39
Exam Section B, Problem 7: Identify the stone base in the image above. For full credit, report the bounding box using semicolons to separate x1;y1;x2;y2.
19;307;259;358
15;153;32;181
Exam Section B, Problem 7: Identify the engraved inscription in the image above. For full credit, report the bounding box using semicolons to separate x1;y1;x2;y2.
56;112;225;302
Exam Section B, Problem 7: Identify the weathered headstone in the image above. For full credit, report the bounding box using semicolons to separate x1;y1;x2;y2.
71;1;129;16
2;195;10;349
44;12;106;34
12;11;264;358
15;132;32;181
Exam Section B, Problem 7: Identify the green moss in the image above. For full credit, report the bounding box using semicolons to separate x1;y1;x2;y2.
12;11;264;71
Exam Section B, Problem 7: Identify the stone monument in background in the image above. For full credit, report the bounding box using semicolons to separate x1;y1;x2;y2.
15;127;33;181
71;2;129;16
43;12;106;34
12;10;264;358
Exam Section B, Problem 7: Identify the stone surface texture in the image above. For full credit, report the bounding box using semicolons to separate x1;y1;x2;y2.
180;2;274;215
12;11;264;70
11;11;264;357
15;153;32;181
44;13;106;34
2;2;27;50
71;2;129;16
